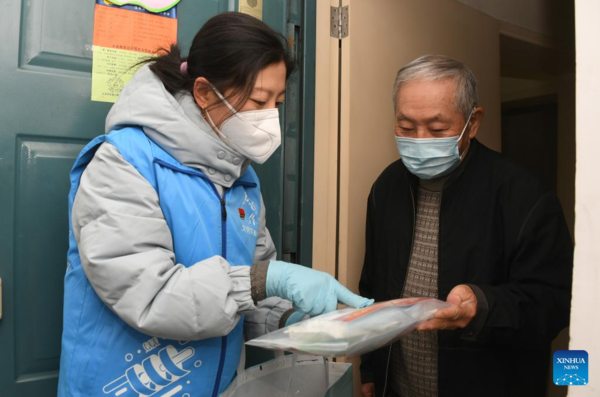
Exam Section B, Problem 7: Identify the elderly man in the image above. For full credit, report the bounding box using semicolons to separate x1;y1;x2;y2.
359;55;573;397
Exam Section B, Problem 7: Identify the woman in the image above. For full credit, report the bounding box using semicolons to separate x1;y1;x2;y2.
58;12;371;397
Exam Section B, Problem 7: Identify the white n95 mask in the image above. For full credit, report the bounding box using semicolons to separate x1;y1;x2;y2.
205;84;282;164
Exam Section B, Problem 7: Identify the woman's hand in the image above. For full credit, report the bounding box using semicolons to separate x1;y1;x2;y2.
266;260;374;316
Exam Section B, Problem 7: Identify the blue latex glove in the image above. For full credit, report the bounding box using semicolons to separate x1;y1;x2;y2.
284;311;308;327
266;260;374;317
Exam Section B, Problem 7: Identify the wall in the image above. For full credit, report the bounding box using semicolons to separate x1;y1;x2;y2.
568;0;600;395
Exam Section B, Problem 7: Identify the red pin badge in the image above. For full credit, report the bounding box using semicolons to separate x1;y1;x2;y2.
238;208;245;220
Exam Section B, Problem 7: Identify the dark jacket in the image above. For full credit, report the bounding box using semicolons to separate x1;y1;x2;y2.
359;139;573;397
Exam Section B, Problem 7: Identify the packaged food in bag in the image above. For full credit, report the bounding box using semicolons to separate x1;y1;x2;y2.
246;297;452;358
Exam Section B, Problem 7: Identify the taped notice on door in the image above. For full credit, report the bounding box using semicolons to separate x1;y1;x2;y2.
239;0;263;21
91;0;178;103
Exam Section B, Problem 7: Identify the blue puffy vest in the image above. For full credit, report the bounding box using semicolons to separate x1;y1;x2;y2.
58;127;261;397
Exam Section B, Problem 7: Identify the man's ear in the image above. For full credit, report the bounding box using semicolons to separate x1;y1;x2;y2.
468;107;485;139
193;77;214;110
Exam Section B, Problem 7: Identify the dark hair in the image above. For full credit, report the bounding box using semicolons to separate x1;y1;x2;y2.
143;12;295;109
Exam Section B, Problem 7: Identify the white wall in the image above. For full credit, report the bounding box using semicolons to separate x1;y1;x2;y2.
568;0;600;396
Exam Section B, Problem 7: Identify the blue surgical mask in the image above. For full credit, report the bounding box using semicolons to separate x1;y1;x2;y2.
395;110;475;180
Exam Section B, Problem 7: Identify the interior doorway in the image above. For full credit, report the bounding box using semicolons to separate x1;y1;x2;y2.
499;16;575;396
502;95;558;191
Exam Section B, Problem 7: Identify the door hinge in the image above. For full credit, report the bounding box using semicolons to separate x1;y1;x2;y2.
330;6;349;39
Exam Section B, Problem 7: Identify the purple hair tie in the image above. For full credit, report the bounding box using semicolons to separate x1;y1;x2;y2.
180;61;188;75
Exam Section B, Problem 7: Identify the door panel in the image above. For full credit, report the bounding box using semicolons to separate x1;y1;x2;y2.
282;0;302;264
2;1;112;394
0;0;314;395
14;139;87;385
20;1;95;73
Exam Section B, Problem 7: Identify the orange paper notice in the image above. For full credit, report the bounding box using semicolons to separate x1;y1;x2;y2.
91;4;177;102
93;4;177;53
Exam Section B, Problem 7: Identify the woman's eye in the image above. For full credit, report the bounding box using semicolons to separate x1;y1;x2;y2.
251;99;266;106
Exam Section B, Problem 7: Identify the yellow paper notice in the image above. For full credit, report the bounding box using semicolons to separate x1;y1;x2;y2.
239;0;263;20
91;46;154;103
91;3;177;102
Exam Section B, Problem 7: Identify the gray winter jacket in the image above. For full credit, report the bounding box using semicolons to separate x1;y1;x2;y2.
72;65;291;342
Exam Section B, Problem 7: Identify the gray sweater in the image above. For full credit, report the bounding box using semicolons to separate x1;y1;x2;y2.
391;176;446;397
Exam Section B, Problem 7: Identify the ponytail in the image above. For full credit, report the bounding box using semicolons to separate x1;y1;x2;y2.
136;44;194;94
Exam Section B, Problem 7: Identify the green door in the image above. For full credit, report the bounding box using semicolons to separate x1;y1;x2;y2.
0;1;315;395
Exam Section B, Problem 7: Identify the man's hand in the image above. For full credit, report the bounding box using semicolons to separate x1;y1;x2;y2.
361;383;375;397
416;284;477;331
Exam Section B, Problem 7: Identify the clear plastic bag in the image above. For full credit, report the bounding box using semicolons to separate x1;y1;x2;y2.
246;297;452;358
